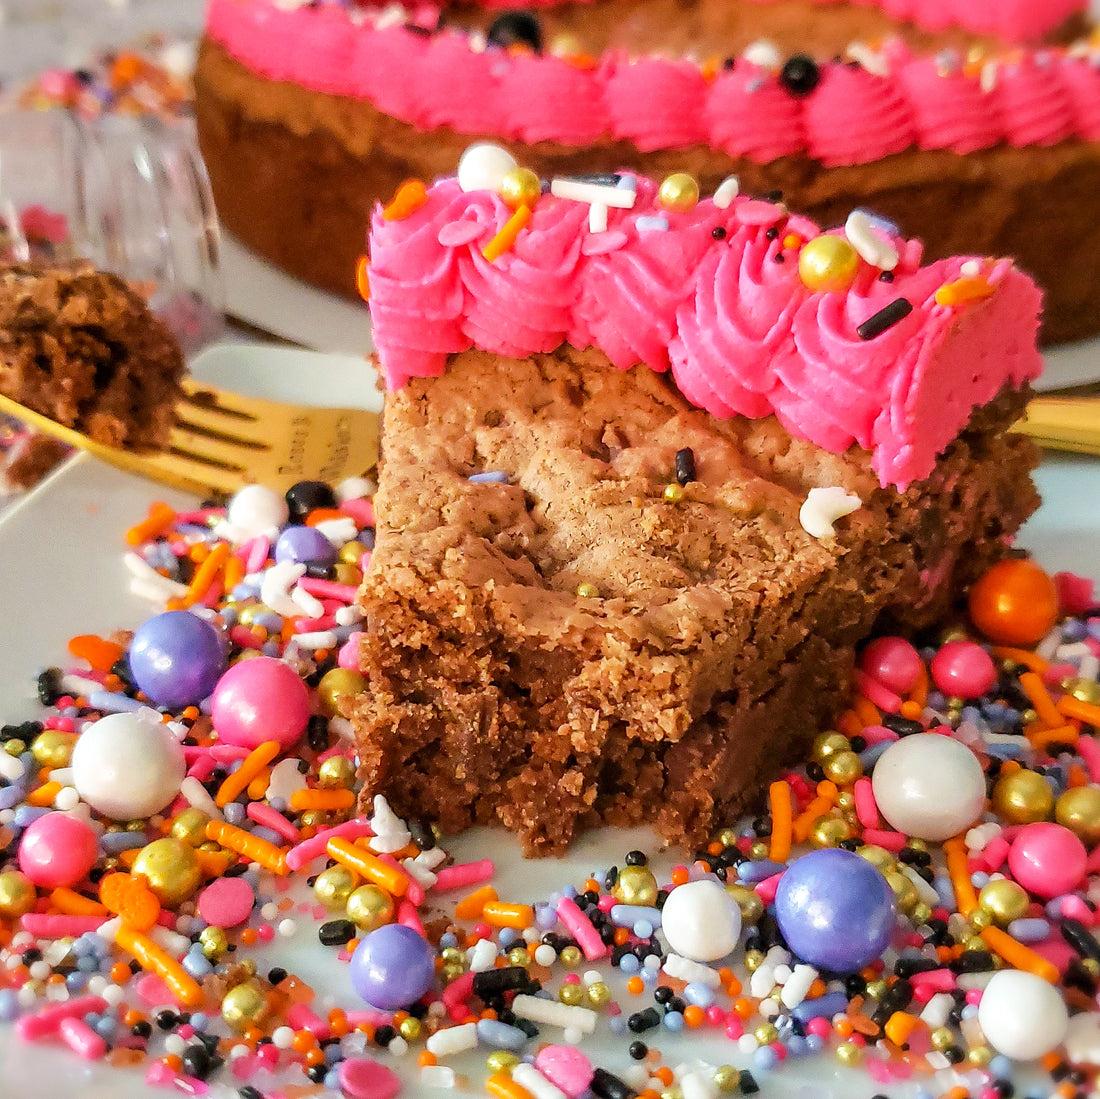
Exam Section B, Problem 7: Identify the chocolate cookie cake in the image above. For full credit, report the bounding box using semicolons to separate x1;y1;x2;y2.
348;163;1043;854
194;0;1100;343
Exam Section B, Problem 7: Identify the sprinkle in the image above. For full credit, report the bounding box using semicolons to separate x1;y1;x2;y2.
588;202;608;234
856;298;913;340
799;486;861;539
634;216;669;232
549;177;637;209
482;205;532;262
355;255;370;302
382;179;428;221
713;176;740;208
935;276;995;307
844;209;899;270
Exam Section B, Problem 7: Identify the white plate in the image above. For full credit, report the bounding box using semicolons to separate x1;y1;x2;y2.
0;339;1097;1098
221;235;374;357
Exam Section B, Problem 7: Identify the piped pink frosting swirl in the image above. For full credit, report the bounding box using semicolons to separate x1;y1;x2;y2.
206;0;1100;165
367;176;1042;490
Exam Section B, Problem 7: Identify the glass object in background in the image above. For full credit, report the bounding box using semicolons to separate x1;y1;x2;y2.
0;108;223;356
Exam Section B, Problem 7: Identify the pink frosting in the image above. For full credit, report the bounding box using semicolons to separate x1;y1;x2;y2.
467;0;1084;42
991;56;1077;146
206;0;1100;165
746;0;1084;42
893;52;1003;154
367;176;1042;489
801;63;914;167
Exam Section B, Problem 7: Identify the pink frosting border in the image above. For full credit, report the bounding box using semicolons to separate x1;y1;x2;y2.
366;176;1042;490
469;0;1084;43
206;0;1100;166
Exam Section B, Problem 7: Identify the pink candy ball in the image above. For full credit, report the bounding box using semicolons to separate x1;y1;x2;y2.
18;812;98;888
860;637;923;695
1007;822;1087;899
210;656;311;750
929;640;997;699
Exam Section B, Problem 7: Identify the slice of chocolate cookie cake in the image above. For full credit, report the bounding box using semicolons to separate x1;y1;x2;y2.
350;157;1042;854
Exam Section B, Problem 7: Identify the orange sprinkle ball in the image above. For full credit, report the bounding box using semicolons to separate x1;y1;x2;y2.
967;557;1059;646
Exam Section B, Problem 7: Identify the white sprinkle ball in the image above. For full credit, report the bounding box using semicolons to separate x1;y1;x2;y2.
871;733;986;842
977;969;1068;1060
225;484;289;541
660;878;742;962
457;143;518;193
71;711;186;821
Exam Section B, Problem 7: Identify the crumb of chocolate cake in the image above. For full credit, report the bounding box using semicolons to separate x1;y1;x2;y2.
350;346;1039;855
0;260;185;451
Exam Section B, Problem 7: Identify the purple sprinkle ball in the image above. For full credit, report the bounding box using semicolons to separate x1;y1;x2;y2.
774;848;896;972
349;924;436;1010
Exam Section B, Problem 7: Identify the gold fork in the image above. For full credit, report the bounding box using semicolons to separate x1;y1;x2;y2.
1012;395;1100;458
0;378;379;496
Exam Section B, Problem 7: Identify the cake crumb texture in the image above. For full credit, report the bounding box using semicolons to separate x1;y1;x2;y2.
352;347;1039;854
0;261;185;450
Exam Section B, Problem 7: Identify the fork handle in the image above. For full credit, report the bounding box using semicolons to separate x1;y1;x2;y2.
1014;396;1100;456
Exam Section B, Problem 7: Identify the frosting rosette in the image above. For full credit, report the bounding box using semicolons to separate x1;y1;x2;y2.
570;179;719;372
601;56;710;152
990;56;1077;147
894;52;1002;154
1058;53;1100;140
704;66;806;163
457;193;589;357
367;173;1043;488
670;214;816;419
803;64;915;166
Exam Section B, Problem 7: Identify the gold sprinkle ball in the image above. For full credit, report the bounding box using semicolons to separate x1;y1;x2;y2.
170;807;212;847
30;728;77;768
313;864;358;910
822;748;863;785
0;869;37;918
657;172;700;212
346;884;396;931
1055;784;1100;846
977;878;1030;926
221;981;272;1032
612;864;660;906
500;167;542;211
130;836;202;907
991;768;1054;824
798;234;860;293
317;753;357;789
316;667;368;718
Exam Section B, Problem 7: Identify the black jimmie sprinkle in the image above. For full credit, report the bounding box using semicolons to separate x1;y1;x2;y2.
856;297;913;340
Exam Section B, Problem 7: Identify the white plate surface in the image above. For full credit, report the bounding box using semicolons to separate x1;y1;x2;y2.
0;339;1097;1097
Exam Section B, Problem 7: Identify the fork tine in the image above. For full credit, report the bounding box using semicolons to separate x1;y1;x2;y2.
144;449;254;496
167;426;265;471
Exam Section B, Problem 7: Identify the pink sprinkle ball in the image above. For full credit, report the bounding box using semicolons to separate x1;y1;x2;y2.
929;639;998;698
1007;822;1087;899
860;636;923;694
196;875;256;928
210;655;311;750
18;812;98;888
